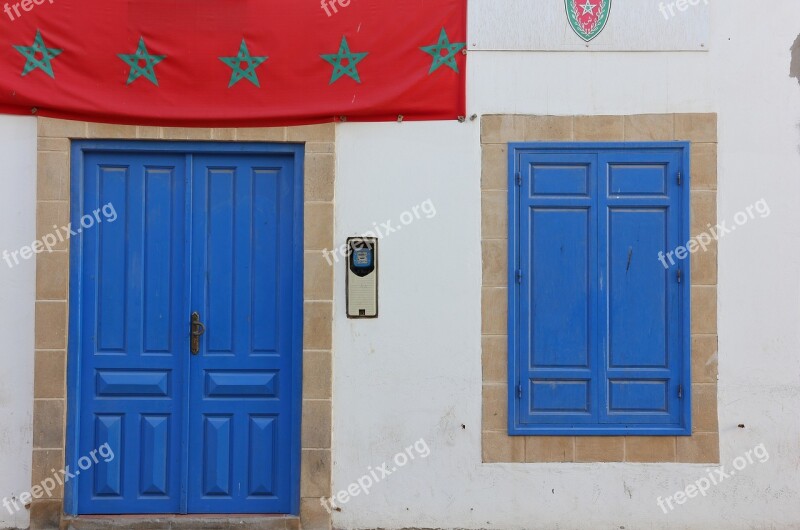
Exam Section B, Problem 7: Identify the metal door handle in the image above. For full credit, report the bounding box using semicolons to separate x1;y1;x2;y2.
190;312;205;355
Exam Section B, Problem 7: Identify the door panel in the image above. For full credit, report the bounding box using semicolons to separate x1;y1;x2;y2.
187;154;295;513
76;152;188;513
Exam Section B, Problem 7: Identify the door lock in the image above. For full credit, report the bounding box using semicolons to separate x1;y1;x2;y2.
190;312;205;355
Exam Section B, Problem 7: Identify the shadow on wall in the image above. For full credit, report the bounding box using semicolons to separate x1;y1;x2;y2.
792;34;800;86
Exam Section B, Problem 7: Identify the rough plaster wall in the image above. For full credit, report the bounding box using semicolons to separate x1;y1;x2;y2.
331;0;800;528
791;34;800;86
0;116;37;530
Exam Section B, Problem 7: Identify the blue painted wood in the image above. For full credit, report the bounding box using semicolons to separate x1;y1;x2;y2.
508;143;691;436
186;153;296;513
68;142;303;515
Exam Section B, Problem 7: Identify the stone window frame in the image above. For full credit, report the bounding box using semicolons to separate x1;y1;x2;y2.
481;114;719;464
32;120;334;530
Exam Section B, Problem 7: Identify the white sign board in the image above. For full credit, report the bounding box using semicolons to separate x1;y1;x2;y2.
468;0;710;51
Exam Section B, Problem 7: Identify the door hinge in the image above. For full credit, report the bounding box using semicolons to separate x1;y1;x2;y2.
678;385;684;399
516;384;523;399
515;269;523;284
677;172;682;186
677;269;682;283
515;172;522;186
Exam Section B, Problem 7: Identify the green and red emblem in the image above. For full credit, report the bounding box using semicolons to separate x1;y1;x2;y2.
565;0;612;42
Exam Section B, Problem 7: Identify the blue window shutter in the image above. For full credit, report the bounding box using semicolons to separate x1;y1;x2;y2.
510;143;691;436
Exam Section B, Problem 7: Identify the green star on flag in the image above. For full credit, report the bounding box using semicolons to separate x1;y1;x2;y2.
420;28;466;74
118;37;166;86
14;30;62;78
321;37;368;84
219;39;268;88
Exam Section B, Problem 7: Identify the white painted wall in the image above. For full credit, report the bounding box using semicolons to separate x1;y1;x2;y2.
332;1;800;528
0;116;37;530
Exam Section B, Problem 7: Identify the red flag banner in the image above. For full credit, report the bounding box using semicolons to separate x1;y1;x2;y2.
0;0;466;126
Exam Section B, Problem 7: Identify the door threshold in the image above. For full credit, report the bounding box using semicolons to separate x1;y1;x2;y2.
60;514;299;530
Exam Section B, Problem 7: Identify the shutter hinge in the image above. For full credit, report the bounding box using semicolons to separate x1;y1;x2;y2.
677;269;682;283
515;172;522;186
516;384;523;399
515;269;523;284
677;172;682;186
678;385;683;399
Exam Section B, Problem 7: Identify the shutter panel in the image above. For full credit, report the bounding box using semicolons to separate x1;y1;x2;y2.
597;150;686;427
517;153;600;426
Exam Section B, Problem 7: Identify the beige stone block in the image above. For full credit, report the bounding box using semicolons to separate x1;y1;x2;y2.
481;287;508;335
691;143;717;190
301;449;331;497
624;114;674;141
38;118;86;138
304;251;334;301
37;151;69;201
300;497;332;530
520;115;573;141
305;154;335;202
482;239;508;287
691;238;717;286
692;383;718;433
481;144;508;190
304;302;332;350
36;251;68;300
625;437;676;463
690;191;716;238
237;127;286;141
482;431;524;463
87;123;137;139
481;115;525;143
302;400;331;449
303;350;332;400
37;202;69;251
691;335;718;384
136;126;161;139
29;498;62;530
675;113;717;142
525;437;575;463
165;128;212;140
38;138;70;152
482;335;507;384
35;302;66;350
482;190;507;239
211;128;237;141
304;203;334;252
482;384;508;431
31;449;64;499
575;437;625;462
574;116;624;141
677;433;719;463
34;351;65;399
33;399;64;449
287;123;335;142
306;142;335;154
692;286;717;335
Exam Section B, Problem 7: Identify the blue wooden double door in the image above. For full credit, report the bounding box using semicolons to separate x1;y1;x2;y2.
71;144;301;514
